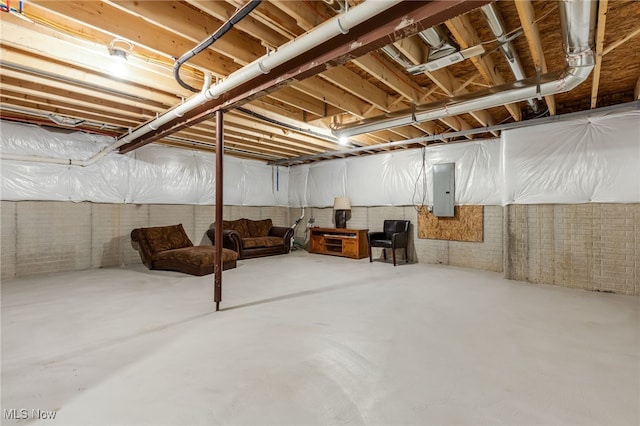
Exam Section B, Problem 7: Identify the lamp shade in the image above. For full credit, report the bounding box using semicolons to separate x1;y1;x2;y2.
333;197;351;210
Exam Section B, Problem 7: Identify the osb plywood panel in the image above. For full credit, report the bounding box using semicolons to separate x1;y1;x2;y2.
418;205;483;242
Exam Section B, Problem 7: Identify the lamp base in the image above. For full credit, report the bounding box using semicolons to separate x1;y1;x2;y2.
335;210;347;229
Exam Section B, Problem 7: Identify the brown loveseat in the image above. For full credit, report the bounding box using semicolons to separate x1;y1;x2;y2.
131;224;238;276
206;218;293;260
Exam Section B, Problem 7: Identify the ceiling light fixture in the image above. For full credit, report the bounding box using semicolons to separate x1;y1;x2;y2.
108;38;133;61
108;39;133;78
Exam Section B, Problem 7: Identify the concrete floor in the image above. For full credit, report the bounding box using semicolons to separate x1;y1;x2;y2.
1;250;639;425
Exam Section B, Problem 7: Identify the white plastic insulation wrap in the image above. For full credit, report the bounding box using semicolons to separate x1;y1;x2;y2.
2;109;638;206
288;164;310;207
291;139;502;207
1;122;131;202
128;145;215;204
345;149;423;206
305;160;348;207
502;109;640;204
0;121;289;205
420;140;502;206
241;161;289;206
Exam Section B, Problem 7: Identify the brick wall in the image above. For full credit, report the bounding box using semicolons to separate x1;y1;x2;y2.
0;201;288;280
15;202;92;276
505;204;639;295
1;201;16;279
3;201;636;295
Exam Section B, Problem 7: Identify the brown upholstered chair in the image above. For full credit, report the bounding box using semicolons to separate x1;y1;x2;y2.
131;224;237;276
367;220;410;266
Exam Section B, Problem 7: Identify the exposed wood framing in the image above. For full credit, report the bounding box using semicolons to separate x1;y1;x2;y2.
2;0;638;163
446;14;522;122
602;26;640;56
591;0;609;109
514;0;557;116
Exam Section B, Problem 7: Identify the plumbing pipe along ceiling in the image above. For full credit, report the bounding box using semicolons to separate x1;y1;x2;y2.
1;0;639;166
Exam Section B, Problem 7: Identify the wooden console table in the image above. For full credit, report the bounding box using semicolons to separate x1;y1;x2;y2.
309;227;369;259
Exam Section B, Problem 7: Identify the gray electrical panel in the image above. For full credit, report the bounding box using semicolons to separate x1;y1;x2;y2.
433;163;455;217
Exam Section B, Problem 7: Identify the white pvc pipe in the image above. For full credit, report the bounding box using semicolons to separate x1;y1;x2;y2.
2;0;402;167
0;146;114;166
333;0;597;138
114;0;401;148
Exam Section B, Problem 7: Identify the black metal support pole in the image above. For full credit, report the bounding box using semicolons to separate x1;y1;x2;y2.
214;110;224;311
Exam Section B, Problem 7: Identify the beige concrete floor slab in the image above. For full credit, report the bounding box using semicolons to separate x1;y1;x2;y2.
1;250;639;425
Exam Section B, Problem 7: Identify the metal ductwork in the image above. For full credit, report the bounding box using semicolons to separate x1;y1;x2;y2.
481;3;540;113
383;25;484;75
418;26;459;60
1;0;405;166
333;0;596;139
323;0;347;14
408;25;484;74
380;44;416;69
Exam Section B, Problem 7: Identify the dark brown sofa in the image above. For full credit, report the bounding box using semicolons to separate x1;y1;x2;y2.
206;218;293;260
131;224;238;276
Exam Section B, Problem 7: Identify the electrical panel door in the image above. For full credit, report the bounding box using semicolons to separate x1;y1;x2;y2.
433;163;455;217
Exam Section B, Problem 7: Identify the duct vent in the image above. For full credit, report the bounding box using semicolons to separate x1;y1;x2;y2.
408;45;485;74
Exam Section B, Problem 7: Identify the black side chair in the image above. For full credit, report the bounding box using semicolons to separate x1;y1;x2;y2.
367;220;410;266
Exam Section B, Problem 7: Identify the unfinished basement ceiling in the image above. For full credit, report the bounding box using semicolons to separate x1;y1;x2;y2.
1;1;639;165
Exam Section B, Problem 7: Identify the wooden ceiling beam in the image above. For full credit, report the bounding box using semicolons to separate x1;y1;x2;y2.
266;87;330;118
119;0;488;152
37;0;353;134
0;93;139;130
243;98;307;123
270;0;329;31
244;2;300;40
219;124;331;152
514;0;556;115
446;14;522;121
0;20;196;97
224;112;339;150
1;68;166;113
312;80;430;140
27;1;238;78
170;121;330;158
353;52;474;137
602;26;640;56
394;35;497;134
591;0;609;109
105;0;261;66
5;8;345;141
294;77;369;117
319;66;391;111
0;75;156;118
454;72;483;94
0;45;182;107
353;53;422;101
184;0;287;49
172;130;319;158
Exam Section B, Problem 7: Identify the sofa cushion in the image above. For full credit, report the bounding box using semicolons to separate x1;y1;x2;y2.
242;236;284;249
154;246;238;266
222;219;250;239
247;218;272;238
142;224;193;254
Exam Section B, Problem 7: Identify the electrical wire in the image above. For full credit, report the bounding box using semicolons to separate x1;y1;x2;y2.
173;0;262;93
411;146;429;212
